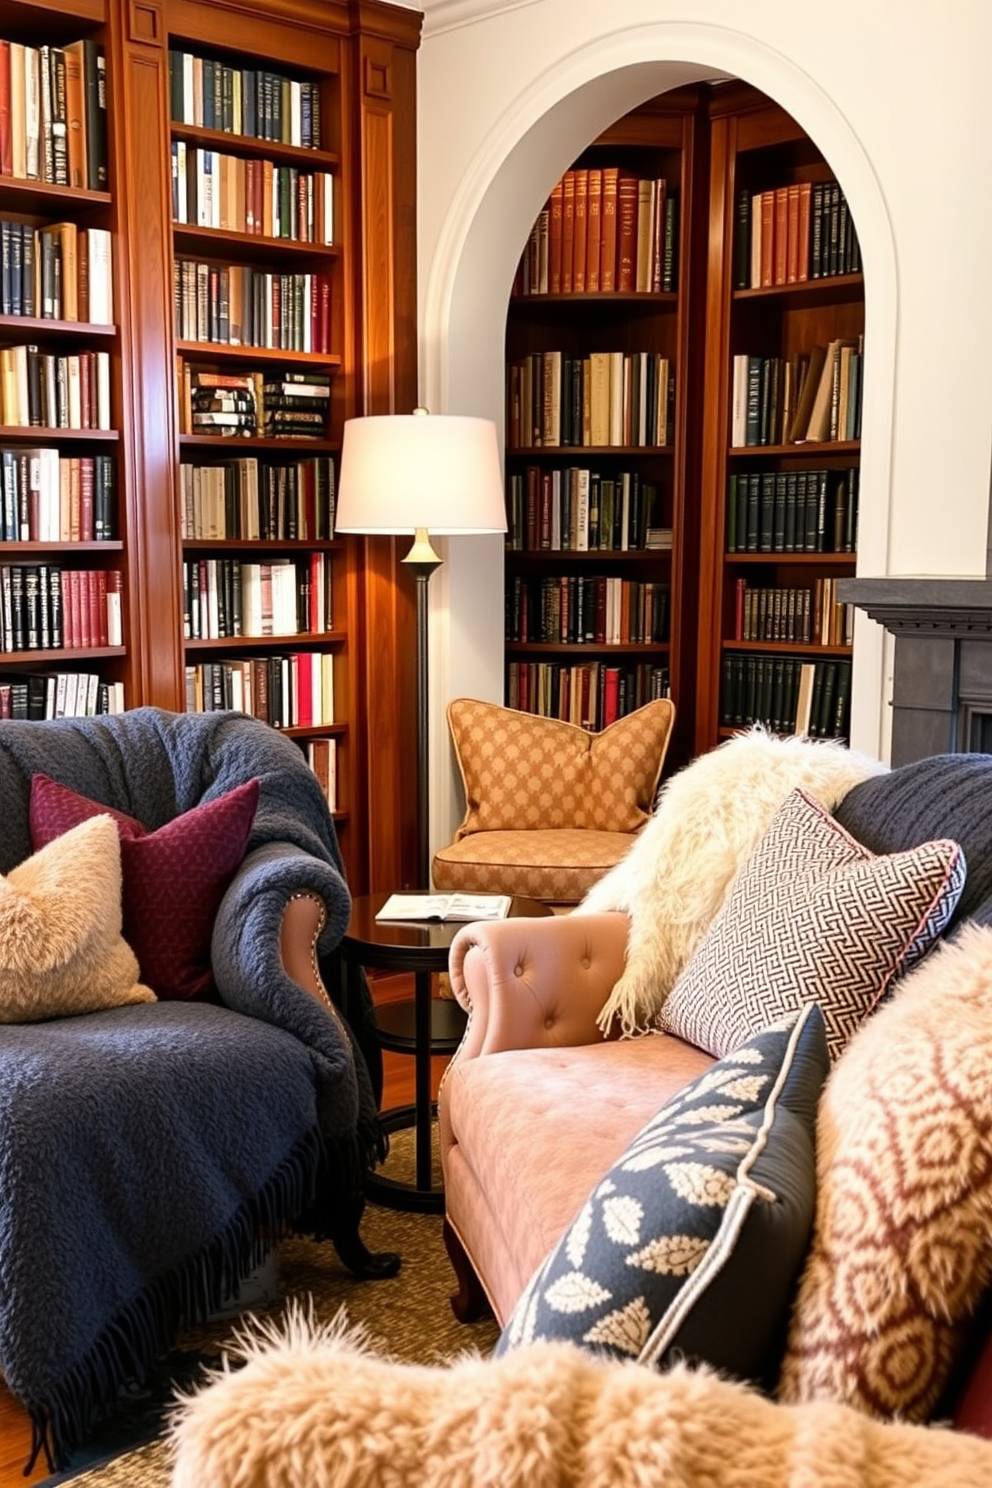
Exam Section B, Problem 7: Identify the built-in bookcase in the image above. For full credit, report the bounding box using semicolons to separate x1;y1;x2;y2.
695;83;864;752
504;93;702;763
167;30;347;822
0;0;422;893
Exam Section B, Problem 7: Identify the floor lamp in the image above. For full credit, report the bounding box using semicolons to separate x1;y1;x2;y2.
335;410;506;888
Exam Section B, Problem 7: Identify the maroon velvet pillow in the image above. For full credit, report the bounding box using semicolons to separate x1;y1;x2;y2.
29;772;259;1001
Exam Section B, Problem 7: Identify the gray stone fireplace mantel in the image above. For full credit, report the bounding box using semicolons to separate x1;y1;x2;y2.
839;577;992;764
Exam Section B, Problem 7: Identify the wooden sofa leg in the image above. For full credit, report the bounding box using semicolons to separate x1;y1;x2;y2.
443;1217;493;1323
330;1193;402;1280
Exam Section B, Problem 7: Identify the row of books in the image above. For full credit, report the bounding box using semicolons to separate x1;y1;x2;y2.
515;168;678;297
0;564;123;653
0;37;107;189
179;454;335;541
507;466;666;553
168;50;322;149
507;350;675;450
735;179;861;291
171;145;334;244
0;450;115;543
0;345;111;432
0;221;113;324
506;659;671;732
183;554;332;641
506;574;670;646
720;652;852;740
174;260;332;354
0;672;123;720
731;339;864;447
732;578;854;647
177;365;331;441
726;467;859;556
184;651;335;728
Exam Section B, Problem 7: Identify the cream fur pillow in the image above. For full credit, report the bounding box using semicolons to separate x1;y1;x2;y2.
575;725;887;1035
168;1306;992;1488
0;813;154;1022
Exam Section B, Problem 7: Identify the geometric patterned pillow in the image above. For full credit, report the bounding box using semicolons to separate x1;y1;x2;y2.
29;772;259;1001
778;922;992;1422
657;789;966;1065
446;696;675;837
495;1003;829;1386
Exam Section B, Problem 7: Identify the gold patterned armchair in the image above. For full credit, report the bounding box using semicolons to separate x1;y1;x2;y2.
432;697;675;908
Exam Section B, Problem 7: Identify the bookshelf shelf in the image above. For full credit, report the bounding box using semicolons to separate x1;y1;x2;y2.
185;631;346;650
507;641;670;657
0;645;125;663
732;273;863;306
169;122;340;172
0;426;118;441
727;440;860;459
0;317;117;339
0;540;123;552
725;551;856;566
510;444;674;458
172;225;340;266
178;434;337;452
182;537;342;552
176;341;341;367
722;639;852;658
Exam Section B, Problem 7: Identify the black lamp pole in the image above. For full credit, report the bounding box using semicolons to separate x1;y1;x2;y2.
404;534;442;890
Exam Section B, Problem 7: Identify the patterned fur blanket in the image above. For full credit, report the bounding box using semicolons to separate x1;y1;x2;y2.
169;1308;992;1487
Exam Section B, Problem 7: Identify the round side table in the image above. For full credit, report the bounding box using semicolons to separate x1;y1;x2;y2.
338;892;552;1213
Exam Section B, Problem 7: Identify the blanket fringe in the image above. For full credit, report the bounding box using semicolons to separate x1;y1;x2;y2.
25;1124;325;1473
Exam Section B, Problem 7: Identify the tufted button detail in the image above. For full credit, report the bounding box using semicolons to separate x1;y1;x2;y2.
514;962;524;978
544;1016;555;1030
582;954;591;969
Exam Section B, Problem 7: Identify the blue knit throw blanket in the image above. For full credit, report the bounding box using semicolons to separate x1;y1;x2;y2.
0;708;380;1468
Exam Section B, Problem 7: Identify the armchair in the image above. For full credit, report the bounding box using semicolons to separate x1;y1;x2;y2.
0;707;393;1471
432;697;675;907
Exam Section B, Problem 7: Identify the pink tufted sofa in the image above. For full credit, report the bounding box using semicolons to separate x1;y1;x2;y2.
438;749;992;1441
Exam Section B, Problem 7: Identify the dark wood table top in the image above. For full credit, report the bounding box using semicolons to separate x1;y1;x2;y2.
339;892;553;972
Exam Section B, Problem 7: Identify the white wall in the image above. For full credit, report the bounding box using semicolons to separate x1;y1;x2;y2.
413;0;992;853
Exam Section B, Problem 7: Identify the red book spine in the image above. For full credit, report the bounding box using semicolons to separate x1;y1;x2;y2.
94;567;107;647
295;650;312;726
548;178;564;295
561;170;575;293
616;172;639;293
66;568;82;647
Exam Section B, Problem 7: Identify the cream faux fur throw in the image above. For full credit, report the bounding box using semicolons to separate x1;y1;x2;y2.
575;725;887;1035
168;1307;992;1488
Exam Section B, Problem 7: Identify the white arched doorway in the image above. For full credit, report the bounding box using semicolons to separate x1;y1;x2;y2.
420;22;897;853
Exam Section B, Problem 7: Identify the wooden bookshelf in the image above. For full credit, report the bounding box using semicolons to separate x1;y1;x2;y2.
503;91;704;769
695;82;864;751
0;0;421;892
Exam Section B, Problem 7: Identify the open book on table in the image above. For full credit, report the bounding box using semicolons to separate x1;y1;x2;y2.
375;892;512;923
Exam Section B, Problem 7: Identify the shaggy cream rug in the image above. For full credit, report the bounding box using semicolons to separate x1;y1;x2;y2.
168;1308;992;1488
576;725;886;1035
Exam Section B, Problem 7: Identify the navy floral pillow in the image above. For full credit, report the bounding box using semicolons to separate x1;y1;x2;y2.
495;1003;829;1384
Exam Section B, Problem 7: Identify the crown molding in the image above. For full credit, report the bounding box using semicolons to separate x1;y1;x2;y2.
420;0;542;39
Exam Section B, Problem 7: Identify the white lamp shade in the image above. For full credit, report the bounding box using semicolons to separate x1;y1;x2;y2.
335;413;507;535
